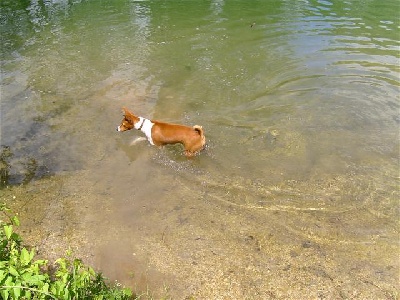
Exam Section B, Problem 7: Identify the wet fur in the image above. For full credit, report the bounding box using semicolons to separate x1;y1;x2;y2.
117;107;206;157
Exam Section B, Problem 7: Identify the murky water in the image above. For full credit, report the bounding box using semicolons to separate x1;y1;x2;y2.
1;0;399;298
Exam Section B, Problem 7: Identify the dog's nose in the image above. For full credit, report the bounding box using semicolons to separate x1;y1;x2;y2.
116;126;120;131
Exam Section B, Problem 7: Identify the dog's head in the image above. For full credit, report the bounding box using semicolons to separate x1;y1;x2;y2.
116;107;138;132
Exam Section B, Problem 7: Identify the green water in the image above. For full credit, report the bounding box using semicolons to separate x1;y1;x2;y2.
1;0;399;298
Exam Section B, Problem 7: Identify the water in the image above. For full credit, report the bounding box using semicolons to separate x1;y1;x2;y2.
1;0;399;298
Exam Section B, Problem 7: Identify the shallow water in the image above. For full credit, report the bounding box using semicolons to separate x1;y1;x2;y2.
1;0;399;298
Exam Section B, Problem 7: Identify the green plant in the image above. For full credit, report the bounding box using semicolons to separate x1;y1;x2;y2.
0;204;134;299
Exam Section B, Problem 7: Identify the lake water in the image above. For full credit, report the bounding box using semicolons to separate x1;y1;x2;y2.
1;0;399;298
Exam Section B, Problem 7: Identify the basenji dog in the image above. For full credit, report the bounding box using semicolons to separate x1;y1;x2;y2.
117;107;206;157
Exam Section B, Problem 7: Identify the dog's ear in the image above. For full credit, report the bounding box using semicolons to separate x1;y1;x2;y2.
122;107;135;123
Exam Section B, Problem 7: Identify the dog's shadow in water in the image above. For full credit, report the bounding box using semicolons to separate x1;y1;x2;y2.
117;137;154;162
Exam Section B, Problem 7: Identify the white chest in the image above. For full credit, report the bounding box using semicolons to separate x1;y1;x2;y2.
135;117;154;145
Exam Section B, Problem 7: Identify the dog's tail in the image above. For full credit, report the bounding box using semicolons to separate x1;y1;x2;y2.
193;125;206;145
193;125;204;136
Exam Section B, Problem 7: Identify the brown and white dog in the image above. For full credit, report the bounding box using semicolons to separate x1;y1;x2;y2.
117;107;206;157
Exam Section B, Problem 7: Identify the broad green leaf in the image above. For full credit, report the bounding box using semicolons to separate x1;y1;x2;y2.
42;282;49;293
33;274;47;285
61;273;69;284
0;270;6;282
50;281;58;295
34;259;47;267
20;248;31;266
29;248;35;261
21;272;47;285
21;272;33;283
3;225;12;240
8;266;18;277
55;258;67;271
0;288;9;300
11;286;21;300
64;287;70;299
11;216;20;226
123;288;133;296
5;275;13;285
